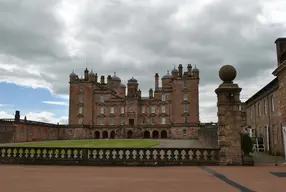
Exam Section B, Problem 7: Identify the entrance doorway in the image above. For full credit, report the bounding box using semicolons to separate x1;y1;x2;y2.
110;131;115;139
94;131;100;139
143;131;150;138
129;119;134;126
127;130;133;139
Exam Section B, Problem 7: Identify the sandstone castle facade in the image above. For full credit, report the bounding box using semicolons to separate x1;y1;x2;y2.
68;64;200;139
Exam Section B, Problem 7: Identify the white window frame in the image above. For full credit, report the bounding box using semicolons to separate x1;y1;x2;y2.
161;117;166;124
110;107;114;114
162;106;166;113
183;94;188;101
121;106;124;114
184;104;188;112
264;100;267;114
120;118;125;125
79;106;83;114
99;118;104;125
162;94;166;101
100;107;104;114
109;118;114;125
151;106;155;113
142;106;145;113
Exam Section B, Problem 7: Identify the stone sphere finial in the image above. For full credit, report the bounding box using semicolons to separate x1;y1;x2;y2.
219;65;237;83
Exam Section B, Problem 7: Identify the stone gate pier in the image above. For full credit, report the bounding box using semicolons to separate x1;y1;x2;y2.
215;65;242;165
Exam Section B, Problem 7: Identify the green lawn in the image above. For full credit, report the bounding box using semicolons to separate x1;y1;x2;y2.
5;139;160;148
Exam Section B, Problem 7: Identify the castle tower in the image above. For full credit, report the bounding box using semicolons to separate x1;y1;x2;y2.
84;68;89;80
127;77;138;96
215;65;242;165
171;65;178;79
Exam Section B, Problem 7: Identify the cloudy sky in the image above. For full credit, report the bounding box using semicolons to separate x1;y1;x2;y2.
0;0;285;124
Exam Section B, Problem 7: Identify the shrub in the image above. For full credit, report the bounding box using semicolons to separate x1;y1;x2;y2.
240;133;253;156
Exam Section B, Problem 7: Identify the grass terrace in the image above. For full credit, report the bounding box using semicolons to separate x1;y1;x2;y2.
3;139;160;148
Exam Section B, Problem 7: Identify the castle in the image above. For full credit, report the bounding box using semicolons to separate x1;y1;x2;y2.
68;64;200;139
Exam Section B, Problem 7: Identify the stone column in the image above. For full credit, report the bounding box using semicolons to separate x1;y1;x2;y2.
215;65;242;165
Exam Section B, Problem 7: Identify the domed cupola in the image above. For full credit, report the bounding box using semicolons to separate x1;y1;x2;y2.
89;69;94;75
112;72;121;81
162;70;172;79
128;77;138;84
192;65;199;73
171;65;178;73
120;83;126;88
70;70;77;77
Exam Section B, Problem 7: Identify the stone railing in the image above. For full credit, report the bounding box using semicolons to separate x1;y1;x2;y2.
0;147;220;166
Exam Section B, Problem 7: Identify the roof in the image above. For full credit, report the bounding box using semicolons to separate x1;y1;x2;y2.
244;77;278;106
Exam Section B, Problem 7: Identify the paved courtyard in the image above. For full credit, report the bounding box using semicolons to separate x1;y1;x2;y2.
1;165;286;192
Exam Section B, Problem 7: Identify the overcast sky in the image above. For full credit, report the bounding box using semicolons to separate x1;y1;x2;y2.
0;0;285;123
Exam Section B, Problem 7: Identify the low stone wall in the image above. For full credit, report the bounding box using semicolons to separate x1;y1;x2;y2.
198;127;218;148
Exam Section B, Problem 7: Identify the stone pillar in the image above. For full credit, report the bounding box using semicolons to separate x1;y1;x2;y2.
215;65;242;165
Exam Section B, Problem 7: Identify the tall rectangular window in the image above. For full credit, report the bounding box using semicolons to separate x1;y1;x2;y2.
271;95;275;112
110;107;114;114
162;106;166;113
162;117;166;124
151;106;155;113
79;85;83;92
142;106;145;113
162;94;166;101
37;128;41;136
109;118;114;125
79;95;83;103
184;117;188;123
129;104;134;112
100;107;104;114
78;118;83;124
99;118;104;125
264;100;267;114
184;104;188;112
250;107;252;119
100;95;104;103
121;106;124;114
120;118;125;125
79;106;83;114
258;103;261;116
183;94;188;101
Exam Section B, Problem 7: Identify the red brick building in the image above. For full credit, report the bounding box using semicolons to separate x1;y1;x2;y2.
68;64;200;139
245;37;286;157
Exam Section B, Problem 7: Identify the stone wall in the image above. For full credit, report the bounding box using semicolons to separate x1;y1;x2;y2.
198;126;218;148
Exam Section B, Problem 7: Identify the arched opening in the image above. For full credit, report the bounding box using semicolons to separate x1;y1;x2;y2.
152;130;159;139
94;131;100;139
110;131;115;139
161;130;168;139
102;131;108;139
143;131;150;139
127;130;133;139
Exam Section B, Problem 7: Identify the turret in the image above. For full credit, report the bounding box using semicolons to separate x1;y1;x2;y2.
95;73;98;83
107;75;112;86
161;70;172;88
127;77;138;96
89;69;95;81
15;110;20;123
275;37;286;66
69;70;77;82
192;65;199;79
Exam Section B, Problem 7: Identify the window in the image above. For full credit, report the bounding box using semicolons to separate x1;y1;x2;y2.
37;128;41;136
120;118;125;125
151;106;155;113
121;106;124;114
21;127;24;135
78;118;83;124
100;107;104;114
162;94;166;101
142;106;145;113
79;95;83;103
129;104;133;112
183;94;188;101
258;103;261;116
109;118;114;125
250;107;252;119
162;117;166;124
271;95;275;111
100;95;104;103
264;100;267;114
79;106;83;114
99;118;104;125
184;104;188;112
184;81;187;88
184;117;188;123
43;129;46;137
110;107;114;114
30;128;33;136
79;85;83;92
183;129;187;135
239;104;241;111
162;106;166;113
52;131;55;137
